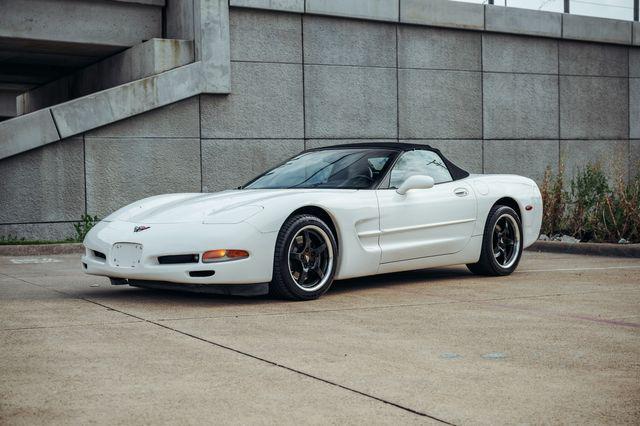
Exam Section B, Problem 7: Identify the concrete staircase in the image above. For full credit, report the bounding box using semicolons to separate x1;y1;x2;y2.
0;0;230;160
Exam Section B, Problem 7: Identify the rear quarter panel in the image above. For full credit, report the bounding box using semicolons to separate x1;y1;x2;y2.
467;175;542;248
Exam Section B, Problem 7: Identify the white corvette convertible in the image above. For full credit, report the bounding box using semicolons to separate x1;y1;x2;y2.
82;143;542;300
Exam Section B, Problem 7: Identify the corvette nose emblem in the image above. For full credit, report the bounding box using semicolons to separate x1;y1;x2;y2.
134;225;150;233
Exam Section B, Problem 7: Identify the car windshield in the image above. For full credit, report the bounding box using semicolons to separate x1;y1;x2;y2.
244;148;397;189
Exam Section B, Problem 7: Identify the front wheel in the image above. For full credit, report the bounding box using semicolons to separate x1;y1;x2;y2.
270;214;338;300
467;205;522;276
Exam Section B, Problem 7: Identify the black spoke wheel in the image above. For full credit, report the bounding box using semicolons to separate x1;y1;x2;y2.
467;205;523;276
287;225;333;291
271;214;338;300
492;214;520;269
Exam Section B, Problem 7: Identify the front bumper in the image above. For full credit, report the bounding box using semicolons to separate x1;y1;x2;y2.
82;220;276;285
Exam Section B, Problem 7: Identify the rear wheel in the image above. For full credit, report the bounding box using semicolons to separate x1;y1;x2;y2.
467;205;522;276
270;214;338;300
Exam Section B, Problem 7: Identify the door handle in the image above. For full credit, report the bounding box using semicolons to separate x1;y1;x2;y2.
454;188;468;197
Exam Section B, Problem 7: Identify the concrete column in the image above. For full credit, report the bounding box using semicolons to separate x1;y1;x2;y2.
195;0;231;92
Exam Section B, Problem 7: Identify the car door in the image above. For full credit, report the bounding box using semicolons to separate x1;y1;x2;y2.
376;149;477;264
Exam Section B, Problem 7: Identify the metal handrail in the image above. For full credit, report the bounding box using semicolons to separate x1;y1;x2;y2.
485;0;638;22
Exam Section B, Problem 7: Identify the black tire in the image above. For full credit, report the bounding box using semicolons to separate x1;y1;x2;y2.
467;205;523;276
270;214;338;301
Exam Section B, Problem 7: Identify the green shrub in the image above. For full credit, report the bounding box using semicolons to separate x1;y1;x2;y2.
567;163;610;240
540;163;640;243
73;214;100;242
540;164;566;236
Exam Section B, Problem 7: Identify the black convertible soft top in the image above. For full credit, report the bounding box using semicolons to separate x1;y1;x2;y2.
308;142;470;181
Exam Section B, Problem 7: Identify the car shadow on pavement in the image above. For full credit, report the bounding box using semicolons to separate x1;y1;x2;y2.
330;266;474;295
72;266;475;305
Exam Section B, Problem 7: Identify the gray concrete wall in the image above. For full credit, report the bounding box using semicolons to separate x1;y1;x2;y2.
1;6;638;240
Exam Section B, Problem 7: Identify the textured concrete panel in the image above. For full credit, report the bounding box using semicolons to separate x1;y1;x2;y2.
0;138;84;223
562;14;632;45
482;33;557;74
0;222;77;241
398;26;480;71
202;139;304;192
560;76;628;140
303;15;396;67
86;98;199;138
559;41;628;77
304;65;397;138
560;140;629;184
484;140;559;184
631;140;640;178
483;73;559;140
230;0;304;13
401;0;484;30
230;8;301;63
0;0;161;48
631;79;640;139
305;139;395;150
635;22;640;46
306;0;399;22
201;62;303;138
631;49;640;77
85;138;201;218
485;5;561;38
399;69;481;139
404;139;482;174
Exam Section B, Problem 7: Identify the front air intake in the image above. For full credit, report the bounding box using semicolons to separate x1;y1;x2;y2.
189;270;215;277
158;254;199;264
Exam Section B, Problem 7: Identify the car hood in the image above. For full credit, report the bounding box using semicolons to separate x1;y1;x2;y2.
103;189;353;224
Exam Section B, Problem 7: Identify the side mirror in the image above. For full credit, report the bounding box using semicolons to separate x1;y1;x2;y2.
396;175;435;195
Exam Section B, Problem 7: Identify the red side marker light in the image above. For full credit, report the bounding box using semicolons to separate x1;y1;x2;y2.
525;205;533;211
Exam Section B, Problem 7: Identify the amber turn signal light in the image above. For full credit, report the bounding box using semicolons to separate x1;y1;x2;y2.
202;249;249;263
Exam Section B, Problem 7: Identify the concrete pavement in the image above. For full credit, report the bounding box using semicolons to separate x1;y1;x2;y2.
1;251;639;424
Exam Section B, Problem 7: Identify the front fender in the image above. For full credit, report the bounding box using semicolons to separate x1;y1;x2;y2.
245;190;382;280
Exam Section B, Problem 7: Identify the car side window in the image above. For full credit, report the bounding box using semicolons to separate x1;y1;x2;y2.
389;150;453;188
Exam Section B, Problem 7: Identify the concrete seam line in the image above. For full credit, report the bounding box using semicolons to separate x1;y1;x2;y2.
113;309;456;424
301;12;307;145
1;271;455;425
83;134;88;216
145;320;456;425
0;220;81;225
199;94;203;192
480;30;484;172
49;109;62;140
